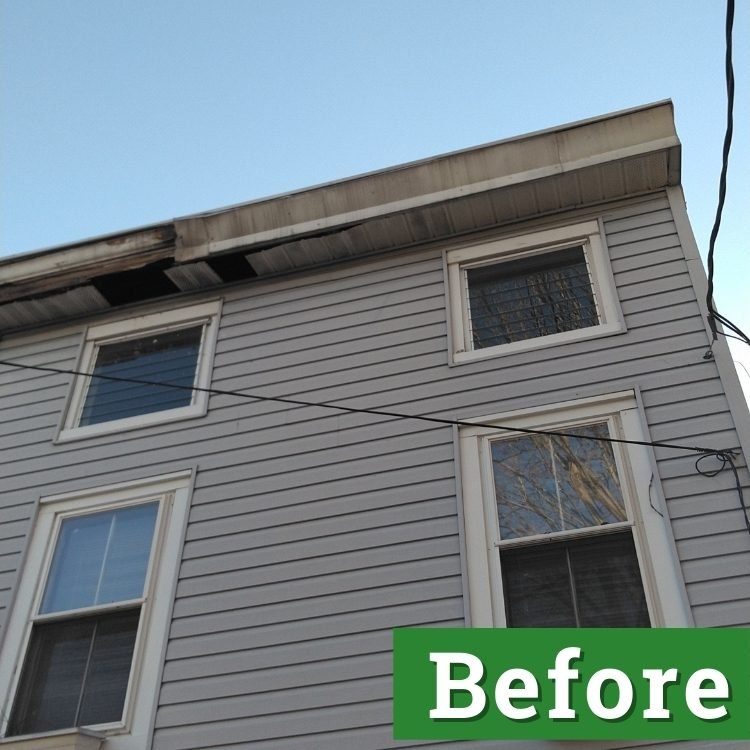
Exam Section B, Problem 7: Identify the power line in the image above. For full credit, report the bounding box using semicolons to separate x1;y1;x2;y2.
705;0;749;347
0;357;731;456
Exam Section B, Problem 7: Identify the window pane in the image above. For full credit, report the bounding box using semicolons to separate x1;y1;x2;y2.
501;532;649;628
78;609;141;725
7;609;139;736
40;503;158;614
79;325;202;426
571;533;650;627
7;618;94;735
492;423;626;540
501;544;576;627
467;246;598;349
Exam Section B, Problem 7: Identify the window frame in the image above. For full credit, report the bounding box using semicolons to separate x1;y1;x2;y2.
446;220;624;363
57;300;222;442
0;471;193;748
457;392;691;628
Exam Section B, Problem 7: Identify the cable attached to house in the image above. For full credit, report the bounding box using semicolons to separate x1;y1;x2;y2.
696;450;750;535
1;356;748;535
0;357;734;456
705;0;750;347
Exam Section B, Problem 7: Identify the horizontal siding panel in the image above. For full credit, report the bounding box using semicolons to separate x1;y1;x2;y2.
170;577;461;639
160;651;389;706
607;234;682;261
213;334;446;385
182;497;456;558
619;286;698;316
153;700;390;750
219;293;447;348
173;555;460;619
687;576;750;607
610;243;685;274
192;460;457;515
219;275;445;339
641;377;726;408
616;273;693;301
188;475;454;527
163;629;393;683
672;509;749;540
605;220;678;247
603;207;674;234
166;599;463;660
179;516;459;578
623;301;702;331
693;599;750;627
177;537;457;599
678;531;750;561
682;553;750;583
156;675;390;729
645;394;732;426
615;258;692;289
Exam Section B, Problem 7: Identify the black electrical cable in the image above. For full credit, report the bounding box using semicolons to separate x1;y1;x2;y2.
717;330;750;345
696;450;750;535
0;357;729;455
705;0;744;344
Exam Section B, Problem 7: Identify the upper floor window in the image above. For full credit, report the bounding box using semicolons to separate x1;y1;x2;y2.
457;393;691;629
59;300;221;441
446;220;623;363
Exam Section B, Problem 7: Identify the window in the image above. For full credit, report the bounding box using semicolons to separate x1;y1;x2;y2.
446;220;623;363
59;300;221;441
0;472;192;748
458;393;690;629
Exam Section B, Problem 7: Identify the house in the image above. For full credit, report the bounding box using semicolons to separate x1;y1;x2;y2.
0;100;748;750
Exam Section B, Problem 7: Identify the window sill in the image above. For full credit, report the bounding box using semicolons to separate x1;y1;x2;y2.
0;728;105;750
55;403;206;443
451;321;625;364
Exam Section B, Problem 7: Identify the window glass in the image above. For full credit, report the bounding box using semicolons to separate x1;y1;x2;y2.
491;422;625;540
466;246;598;349
79;325;202;426
501;532;649;627
8;610;140;736
40;503;158;614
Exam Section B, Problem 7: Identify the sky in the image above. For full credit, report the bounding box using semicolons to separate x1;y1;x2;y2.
1;1;748;397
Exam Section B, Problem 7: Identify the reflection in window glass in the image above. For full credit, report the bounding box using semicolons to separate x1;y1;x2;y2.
467;246;598;349
491;422;625;540
79;326;203;426
40;503;158;614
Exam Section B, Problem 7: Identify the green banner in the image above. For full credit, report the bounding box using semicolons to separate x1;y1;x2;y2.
393;628;750;740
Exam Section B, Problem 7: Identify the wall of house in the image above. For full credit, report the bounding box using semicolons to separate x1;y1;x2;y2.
0;191;748;750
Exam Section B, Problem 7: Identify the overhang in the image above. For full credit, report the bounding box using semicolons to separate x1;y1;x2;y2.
0;100;681;334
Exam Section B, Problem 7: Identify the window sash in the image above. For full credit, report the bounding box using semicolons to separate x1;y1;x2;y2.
77;324;204;427
465;245;599;349
500;529;650;628
7;608;141;737
39;502;159;616
489;421;628;541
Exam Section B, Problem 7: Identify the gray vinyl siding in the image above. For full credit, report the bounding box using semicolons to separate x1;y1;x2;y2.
0;192;748;749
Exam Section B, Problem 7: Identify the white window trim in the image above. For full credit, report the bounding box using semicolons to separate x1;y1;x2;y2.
446;220;624;363
458;392;690;628
57;300;222;442
0;471;193;750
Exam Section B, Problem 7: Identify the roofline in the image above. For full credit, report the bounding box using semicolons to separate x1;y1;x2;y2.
0;99;674;268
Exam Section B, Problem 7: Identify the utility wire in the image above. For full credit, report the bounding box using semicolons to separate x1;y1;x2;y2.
0;358;732;456
696;450;750;534
705;0;750;347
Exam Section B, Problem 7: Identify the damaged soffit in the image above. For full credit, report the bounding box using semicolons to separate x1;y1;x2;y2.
0;101;681;334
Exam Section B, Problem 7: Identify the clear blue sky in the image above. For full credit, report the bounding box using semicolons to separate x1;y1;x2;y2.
1;1;748;392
